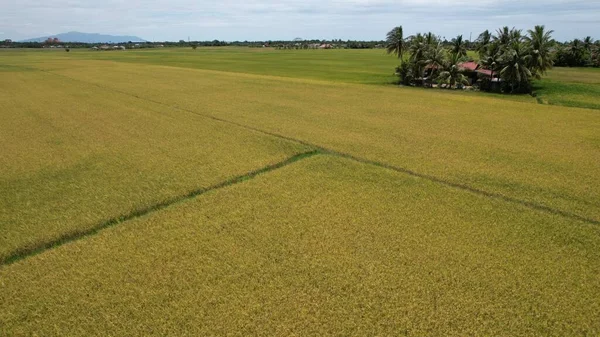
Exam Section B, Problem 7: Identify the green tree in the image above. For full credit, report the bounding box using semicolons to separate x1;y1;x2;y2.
408;34;427;60
424;32;438;47
450;35;467;58
570;39;586;65
480;42;502;82
438;53;469;88
386;26;406;60
424;43;447;84
494;26;511;46
583;36;594;64
583;36;594;53
524;25;554;78
395;62;414;85
500;41;532;93
476;30;492;58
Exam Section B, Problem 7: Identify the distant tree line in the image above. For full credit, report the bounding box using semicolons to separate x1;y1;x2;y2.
553;37;600;67
0;39;388;50
0;40;232;49
387;25;597;94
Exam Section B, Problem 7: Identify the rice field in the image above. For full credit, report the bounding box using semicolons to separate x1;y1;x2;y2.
0;69;310;263
1;48;599;335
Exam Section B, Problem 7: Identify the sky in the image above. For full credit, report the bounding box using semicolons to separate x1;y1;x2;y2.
2;0;600;42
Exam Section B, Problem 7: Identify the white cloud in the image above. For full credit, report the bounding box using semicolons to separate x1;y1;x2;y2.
2;0;599;41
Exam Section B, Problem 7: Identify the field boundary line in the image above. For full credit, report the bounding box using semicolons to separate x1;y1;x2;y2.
41;70;600;226
0;150;320;267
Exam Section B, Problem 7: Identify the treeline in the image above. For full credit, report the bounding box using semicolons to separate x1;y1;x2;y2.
553;38;600;67
387;25;598;94
0;39;388;49
0;40;232;49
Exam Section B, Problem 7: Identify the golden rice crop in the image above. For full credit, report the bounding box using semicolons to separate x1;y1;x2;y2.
41;60;600;223
0;70;311;262
1;156;599;336
1;49;599;336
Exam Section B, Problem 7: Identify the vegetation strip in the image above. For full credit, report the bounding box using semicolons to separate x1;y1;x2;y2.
43;70;600;226
0;150;320;267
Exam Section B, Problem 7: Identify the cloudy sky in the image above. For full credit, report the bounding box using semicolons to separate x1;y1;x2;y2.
2;0;599;42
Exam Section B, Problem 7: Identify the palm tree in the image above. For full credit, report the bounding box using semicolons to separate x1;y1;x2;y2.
583;36;594;63
494;26;511;46
451;35;467;58
583;36;594;53
524;25;554;78
476;30;492;58
425;32;438;47
510;28;523;43
480;42;502;80
408;33;427;62
478;42;502;91
386;26;406;60
438;53;469;89
570;39;585;64
408;33;428;82
424;43;447;85
500;42;532;93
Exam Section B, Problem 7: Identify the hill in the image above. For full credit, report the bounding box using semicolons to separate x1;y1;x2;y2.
20;31;146;43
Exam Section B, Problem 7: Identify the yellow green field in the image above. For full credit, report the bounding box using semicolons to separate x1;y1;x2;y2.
1;48;600;335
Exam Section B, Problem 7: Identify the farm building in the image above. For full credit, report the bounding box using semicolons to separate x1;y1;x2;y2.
457;61;480;85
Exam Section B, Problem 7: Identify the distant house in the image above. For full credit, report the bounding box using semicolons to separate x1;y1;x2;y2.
100;45;110;50
476;68;500;79
319;44;332;49
457;61;480;85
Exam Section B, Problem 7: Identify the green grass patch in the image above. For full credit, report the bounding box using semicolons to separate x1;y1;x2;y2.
534;67;600;109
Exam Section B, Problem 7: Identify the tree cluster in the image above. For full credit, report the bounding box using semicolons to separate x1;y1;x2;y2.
553;37;599;67
387;25;556;93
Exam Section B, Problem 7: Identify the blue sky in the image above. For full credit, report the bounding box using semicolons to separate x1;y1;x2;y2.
2;0;600;42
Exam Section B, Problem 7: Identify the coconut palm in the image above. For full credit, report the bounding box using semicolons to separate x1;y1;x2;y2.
476;30;492;58
425;32;438;47
494;26;511;46
524;25;554;78
480;42;502;81
570;39;585;64
408;33;427;62
583;36;594;63
438;53;469;89
510;28;523;43
583;36;594;53
386;26;406;60
500;42;532;92
424;43;447;84
451;35;467;58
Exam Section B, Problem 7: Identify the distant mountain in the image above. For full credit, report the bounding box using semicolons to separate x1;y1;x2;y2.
20;31;147;43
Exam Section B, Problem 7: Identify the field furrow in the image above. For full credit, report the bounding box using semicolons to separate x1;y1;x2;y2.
1;155;599;336
40;61;600;222
0;70;312;262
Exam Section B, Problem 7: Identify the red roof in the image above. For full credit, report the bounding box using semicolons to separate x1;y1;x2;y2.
477;69;496;77
458;61;479;71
